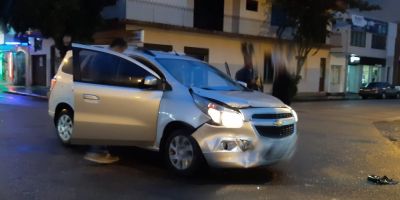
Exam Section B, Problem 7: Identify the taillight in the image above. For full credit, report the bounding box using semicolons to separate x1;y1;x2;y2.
50;78;57;90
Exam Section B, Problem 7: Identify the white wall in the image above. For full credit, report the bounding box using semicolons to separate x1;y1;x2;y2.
328;53;346;93
237;0;267;36
386;22;397;83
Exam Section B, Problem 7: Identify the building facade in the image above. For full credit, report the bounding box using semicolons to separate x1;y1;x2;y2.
100;0;332;94
329;13;397;93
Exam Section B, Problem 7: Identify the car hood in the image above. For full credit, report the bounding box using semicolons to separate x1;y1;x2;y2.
191;87;286;108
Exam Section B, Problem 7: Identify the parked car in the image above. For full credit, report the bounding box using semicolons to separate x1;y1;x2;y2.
359;82;400;99
48;44;298;175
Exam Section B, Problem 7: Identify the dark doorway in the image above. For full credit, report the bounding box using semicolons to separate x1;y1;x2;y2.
194;0;224;31
319;58;326;92
32;55;47;86
14;52;26;86
264;54;274;84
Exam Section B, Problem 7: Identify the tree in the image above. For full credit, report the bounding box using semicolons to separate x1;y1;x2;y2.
0;0;112;48
271;0;380;78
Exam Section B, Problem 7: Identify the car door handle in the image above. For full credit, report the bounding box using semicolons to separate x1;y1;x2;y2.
83;94;100;101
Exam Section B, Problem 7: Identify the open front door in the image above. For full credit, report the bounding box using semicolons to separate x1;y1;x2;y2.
71;46;163;146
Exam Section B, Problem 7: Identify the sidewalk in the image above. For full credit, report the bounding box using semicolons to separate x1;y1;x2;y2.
294;93;361;102
0;84;49;99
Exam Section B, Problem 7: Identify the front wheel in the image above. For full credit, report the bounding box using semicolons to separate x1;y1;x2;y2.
56;109;74;146
163;129;205;176
381;93;387;99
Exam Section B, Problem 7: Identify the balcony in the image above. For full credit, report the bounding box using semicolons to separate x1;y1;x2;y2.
125;0;194;27
103;0;272;37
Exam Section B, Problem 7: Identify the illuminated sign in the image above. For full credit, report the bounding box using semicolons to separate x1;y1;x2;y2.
0;45;16;52
8;52;13;80
350;55;360;64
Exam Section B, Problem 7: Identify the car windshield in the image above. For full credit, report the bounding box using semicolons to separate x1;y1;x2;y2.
157;58;245;91
366;82;385;88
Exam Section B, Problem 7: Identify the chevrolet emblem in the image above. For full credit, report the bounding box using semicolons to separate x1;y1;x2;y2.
273;120;284;127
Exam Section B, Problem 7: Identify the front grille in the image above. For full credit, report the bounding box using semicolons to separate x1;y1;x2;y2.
255;124;295;138
252;113;293;119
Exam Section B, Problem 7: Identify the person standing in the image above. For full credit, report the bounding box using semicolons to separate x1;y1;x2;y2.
235;59;261;91
272;66;297;105
83;38;128;164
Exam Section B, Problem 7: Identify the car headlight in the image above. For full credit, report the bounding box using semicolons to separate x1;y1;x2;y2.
287;106;298;122
192;94;244;128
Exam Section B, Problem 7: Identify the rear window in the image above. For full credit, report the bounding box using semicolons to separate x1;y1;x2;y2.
366;82;387;88
61;57;73;75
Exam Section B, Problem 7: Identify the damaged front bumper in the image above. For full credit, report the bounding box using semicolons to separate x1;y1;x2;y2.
192;121;297;168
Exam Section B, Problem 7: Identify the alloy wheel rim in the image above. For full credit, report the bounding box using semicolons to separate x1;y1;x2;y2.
57;114;73;142
168;135;194;170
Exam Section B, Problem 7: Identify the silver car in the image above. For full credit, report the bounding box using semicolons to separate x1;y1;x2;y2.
49;44;298;175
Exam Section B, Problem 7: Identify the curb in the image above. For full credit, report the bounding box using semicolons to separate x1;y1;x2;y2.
3;91;49;100
293;97;362;102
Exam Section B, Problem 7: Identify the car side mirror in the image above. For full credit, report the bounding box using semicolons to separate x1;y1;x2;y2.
143;75;159;87
237;81;247;88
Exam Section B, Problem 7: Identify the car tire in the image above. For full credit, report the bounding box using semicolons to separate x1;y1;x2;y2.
381;93;387;99
163;129;205;176
361;95;367;100
55;109;74;146
396;93;400;99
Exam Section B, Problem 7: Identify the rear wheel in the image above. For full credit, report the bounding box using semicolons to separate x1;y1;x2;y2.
381;93;387;99
396;93;400;99
163;129;205;176
56;109;74;145
361;95;367;100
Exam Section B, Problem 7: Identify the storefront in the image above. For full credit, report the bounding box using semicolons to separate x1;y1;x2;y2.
0;44;29;86
346;55;387;93
0;45;16;84
0;30;54;87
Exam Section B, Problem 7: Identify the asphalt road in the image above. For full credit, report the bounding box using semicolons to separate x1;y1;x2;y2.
1;92;400;200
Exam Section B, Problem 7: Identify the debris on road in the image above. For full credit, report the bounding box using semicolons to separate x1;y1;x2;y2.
367;175;398;185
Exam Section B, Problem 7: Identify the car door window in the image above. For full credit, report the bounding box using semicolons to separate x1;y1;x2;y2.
115;58;152;88
78;49;119;85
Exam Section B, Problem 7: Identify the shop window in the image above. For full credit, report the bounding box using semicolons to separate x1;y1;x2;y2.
264;54;274;83
331;65;341;85
371;34;386;50
184;47;209;62
246;0;259;12
143;43;173;52
350;30;366;47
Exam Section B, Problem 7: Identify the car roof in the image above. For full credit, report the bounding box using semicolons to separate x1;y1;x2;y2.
369;82;388;84
72;43;199;62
